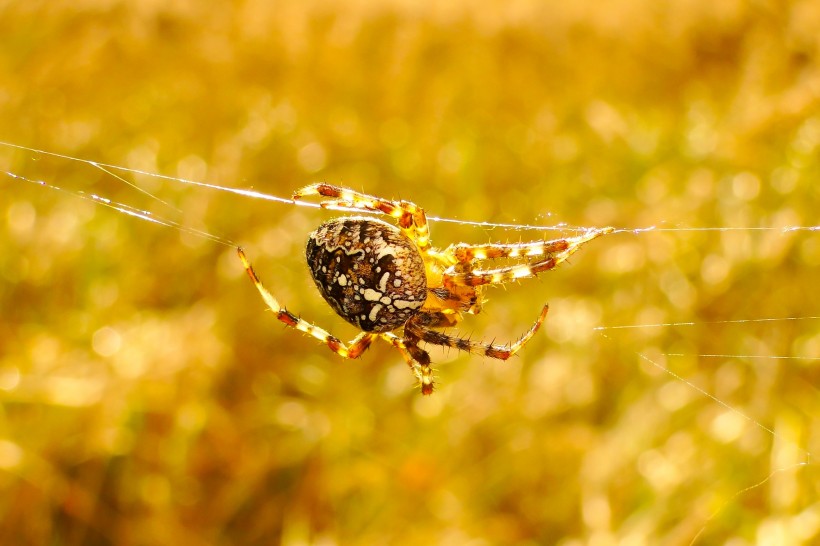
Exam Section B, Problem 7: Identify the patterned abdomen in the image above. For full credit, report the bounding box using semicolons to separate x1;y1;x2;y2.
306;216;428;333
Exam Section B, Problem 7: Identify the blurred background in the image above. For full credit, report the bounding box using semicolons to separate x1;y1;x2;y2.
1;1;819;544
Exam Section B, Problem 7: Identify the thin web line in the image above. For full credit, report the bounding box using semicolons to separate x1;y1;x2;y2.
4;171;235;247
0;141;312;207
89;160;182;213
594;316;820;330
0;141;588;231
3;141;819;234
597;328;815;541
663;353;820;361
598;332;814;461
688;461;811;546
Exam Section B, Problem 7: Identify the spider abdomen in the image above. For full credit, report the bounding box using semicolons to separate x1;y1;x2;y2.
306;216;427;333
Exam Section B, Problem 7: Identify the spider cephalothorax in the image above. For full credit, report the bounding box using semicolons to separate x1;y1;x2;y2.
238;183;612;395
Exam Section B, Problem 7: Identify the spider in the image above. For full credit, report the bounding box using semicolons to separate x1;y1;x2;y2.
237;183;613;395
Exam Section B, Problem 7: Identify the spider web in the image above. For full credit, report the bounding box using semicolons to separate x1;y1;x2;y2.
2;140;819;544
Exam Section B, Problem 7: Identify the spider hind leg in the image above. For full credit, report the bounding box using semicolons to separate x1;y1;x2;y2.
238;247;375;359
380;332;436;395
407;304;549;361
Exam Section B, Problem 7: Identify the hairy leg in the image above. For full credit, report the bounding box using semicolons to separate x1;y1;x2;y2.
238;247;375;358
406;305;549;360
293;183;431;250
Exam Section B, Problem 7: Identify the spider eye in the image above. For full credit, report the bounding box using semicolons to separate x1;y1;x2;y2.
306;217;427;333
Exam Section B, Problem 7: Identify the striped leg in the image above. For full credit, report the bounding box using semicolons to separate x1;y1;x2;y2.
448;239;571;262
238;247;375;359
443;227;614;287
380;332;435;395
293;183;431;250
406;305;549;360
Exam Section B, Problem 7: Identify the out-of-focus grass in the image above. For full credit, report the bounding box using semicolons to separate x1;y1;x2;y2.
1;1;819;544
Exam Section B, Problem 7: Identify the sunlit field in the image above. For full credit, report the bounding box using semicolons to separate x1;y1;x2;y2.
1;1;819;544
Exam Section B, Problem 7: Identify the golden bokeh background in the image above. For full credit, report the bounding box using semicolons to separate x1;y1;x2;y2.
1;1;819;544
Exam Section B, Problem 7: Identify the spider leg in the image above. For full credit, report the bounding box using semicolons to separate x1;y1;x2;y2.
406;305;549;360
238;247;375;359
379;332;435;395
443;227;613;287
293;183;430;250
447;239;571;263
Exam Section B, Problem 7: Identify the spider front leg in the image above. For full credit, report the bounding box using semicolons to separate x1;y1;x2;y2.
238;247;375;359
443;227;614;287
293;183;430;250
447;239;572;263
